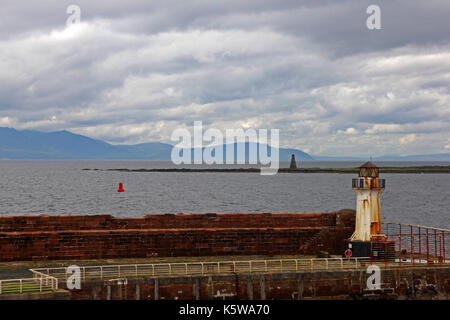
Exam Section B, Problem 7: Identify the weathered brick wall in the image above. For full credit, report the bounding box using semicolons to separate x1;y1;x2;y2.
0;212;339;232
0;211;355;261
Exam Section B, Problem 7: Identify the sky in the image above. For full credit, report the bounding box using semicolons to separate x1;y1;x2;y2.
0;0;449;157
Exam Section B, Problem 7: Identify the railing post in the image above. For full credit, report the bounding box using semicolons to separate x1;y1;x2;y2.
265;260;267;273
136;265;138;277
20;279;22;294
185;263;188;275
411;234;415;266
0;281;2;295
325;258;328;270
39;278;42;292
398;234;402;266
169;264;172;276
310;259;314;271
410;226;414;264
435;230;438;259
250;261;252;273
443;232;446;263
418;227;421;256
426;230;430;263
355;258;358;269
439;234;442;266
100;266;103;280
280;260;283;272
340;258;344;269
384;237;387;267
118;266;120;278
233;261;236;273
296;260;299;272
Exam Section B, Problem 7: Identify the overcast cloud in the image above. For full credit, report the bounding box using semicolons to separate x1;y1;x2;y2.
0;0;449;156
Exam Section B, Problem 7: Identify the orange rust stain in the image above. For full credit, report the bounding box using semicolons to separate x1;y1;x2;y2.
370;194;382;235
371;222;379;235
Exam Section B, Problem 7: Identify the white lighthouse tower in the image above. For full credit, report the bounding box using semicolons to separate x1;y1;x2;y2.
345;161;388;257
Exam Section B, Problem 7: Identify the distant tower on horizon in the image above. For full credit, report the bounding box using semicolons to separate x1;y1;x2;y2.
289;154;297;169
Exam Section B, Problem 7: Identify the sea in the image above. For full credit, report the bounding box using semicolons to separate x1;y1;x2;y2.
0;160;448;229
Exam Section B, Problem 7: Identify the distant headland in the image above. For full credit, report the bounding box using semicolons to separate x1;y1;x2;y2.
83;166;450;174
1;127;450;161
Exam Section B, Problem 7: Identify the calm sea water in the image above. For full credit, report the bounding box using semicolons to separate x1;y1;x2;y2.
0;160;448;229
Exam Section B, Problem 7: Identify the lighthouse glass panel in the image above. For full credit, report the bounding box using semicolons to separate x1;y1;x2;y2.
370;168;379;177
359;168;367;177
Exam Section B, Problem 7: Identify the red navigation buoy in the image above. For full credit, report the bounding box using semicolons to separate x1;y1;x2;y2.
117;182;125;192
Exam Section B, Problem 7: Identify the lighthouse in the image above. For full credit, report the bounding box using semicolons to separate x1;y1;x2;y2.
345;161;392;258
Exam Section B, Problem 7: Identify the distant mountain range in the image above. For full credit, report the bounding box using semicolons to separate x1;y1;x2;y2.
313;154;450;161
0;127;449;161
0;127;313;161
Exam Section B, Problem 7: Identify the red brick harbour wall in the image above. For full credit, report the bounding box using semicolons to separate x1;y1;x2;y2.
0;211;355;261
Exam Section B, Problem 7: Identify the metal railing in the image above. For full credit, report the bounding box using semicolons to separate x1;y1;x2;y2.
29;257;419;283
0;274;58;295
352;178;385;189
381;222;450;265
28;270;59;291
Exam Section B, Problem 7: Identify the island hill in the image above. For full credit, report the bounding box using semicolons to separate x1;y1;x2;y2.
2;127;450;162
84;166;450;174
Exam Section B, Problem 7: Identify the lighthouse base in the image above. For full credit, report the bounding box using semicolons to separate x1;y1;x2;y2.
344;239;396;260
344;240;371;258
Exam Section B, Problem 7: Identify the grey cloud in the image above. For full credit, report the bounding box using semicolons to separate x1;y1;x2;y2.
0;1;449;155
